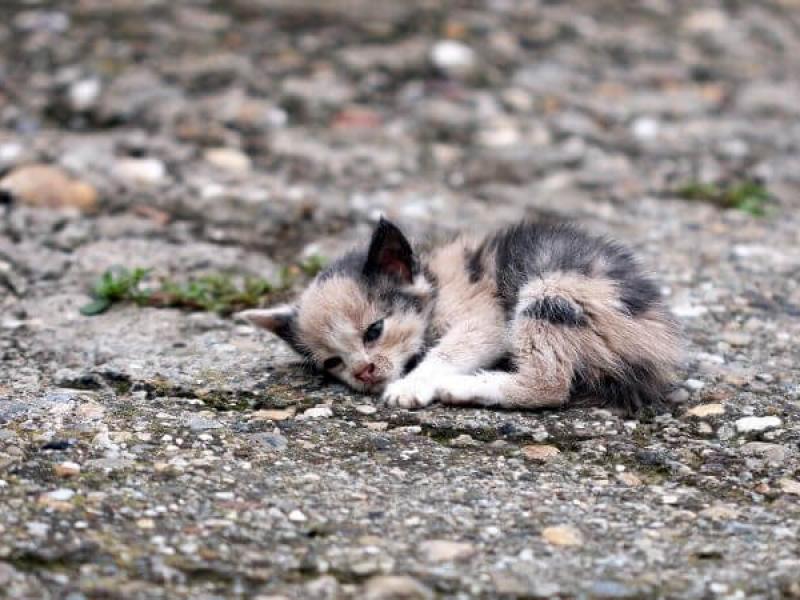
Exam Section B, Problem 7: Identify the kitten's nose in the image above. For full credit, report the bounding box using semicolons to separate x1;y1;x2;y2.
353;362;377;383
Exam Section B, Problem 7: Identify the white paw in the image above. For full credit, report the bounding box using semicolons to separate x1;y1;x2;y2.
382;377;438;409
434;376;475;405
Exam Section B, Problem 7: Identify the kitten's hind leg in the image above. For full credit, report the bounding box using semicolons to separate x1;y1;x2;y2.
434;326;576;409
436;292;584;409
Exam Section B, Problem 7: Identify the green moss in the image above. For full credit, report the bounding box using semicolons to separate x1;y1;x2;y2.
298;254;326;277
194;388;252;411
675;180;771;216
80;257;327;317
145;376;174;398
154;273;275;315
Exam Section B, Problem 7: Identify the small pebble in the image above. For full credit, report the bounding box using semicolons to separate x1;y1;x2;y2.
684;379;705;391
288;509;307;522
0;164;97;212
363;575;434;600
418;539;476;563
668;388;690;403
47;488;75;501
686;403;724;418
114;158;167;185
54;461;81;477
617;472;643;487
735;416;782;433
251;408;295;421
541;525;583;547
301;406;333;419
430;40;476;79
522;444;561;461
778;479;800;496
69;78;101;111
204;147;252;174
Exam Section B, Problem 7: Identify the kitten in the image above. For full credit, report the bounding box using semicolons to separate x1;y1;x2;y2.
240;218;681;412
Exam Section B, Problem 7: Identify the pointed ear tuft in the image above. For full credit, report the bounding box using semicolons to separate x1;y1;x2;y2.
238;306;296;341
363;217;415;284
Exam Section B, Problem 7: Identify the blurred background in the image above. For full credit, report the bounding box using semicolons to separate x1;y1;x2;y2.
2;0;799;264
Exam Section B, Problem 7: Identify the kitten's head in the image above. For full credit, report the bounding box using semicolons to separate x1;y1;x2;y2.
241;218;433;393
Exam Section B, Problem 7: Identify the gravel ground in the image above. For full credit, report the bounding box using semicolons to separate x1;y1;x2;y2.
2;1;800;598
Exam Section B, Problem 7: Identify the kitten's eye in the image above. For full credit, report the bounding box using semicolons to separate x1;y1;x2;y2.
363;319;384;343
322;357;343;370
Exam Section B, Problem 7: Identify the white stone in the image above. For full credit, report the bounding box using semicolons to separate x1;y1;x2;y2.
684;379;705;391
0;142;23;168
114;158;167;185
27;521;50;537
720;332;752;347
69;78;101;111
180;542;199;554
418;539;476;563
476;120;521;147
301;406;333;419
204;147;252;174
430;40;476;79
288;509;307;522
686;403;724;418
47;488;75;501
735;416;782;433
632;117;660;140
671;303;708;318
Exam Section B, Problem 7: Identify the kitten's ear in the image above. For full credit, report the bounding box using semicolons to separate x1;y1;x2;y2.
238;306;297;343
363;217;415;284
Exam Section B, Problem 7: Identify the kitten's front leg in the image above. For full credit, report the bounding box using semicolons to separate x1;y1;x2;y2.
383;353;458;408
383;322;506;409
382;373;441;409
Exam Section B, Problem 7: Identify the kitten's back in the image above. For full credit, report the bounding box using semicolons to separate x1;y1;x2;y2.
458;222;681;412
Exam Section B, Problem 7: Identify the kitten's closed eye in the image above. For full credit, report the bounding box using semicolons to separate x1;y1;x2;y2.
323;356;343;370
363;319;384;343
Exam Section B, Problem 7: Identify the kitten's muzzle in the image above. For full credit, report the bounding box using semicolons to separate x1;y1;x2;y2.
353;362;380;385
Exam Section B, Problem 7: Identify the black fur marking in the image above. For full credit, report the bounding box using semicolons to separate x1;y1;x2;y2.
602;242;660;316
402;351;426;375
269;311;313;360
570;362;667;416
486;222;662;319
363;218;417;284
617;274;660;316
522;296;587;326
489;353;517;372
465;246;484;283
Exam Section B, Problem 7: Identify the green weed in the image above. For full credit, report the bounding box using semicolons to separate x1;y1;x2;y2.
80;267;150;316
675;180;770;216
80;255;326;317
